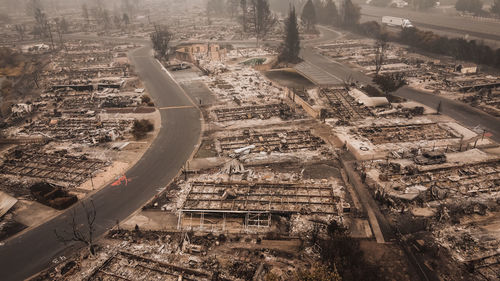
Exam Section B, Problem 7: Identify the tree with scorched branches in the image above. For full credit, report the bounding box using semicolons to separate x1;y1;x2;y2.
150;24;173;60
54;200;98;256
248;0;277;47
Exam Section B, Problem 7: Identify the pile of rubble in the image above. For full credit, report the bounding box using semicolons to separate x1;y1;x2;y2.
36;228;313;281
317;38;500;118
460;88;500;117
0;39;158;242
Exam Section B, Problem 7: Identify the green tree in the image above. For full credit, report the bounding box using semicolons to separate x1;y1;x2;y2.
456;0;484;15
313;0;326;24
324;0;339;26
131;119;154;139
373;73;406;94
341;0;361;27
279;5;301;63
301;0;317;32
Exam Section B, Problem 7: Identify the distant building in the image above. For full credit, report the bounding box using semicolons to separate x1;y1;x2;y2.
174;43;227;63
456;63;477;74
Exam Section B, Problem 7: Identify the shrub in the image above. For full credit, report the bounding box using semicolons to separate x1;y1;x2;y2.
132;119;154;139
141;95;151;104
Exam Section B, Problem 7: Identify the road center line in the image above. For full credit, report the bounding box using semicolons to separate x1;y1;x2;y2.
159;105;195;110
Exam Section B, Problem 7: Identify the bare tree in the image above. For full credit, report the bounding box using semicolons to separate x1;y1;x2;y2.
342;74;355;89
248;0;276;47
240;0;248;32
122;13;130;27
101;9;111;33
53;18;67;51
25;0;42;17
206;1;212;25
32;6;54;49
373;34;388;76
227;0;240;19
150;24;173;60
15;24;26;41
90;5;111;33
54;200;97;256
82;3;90;29
30;60;42;89
113;13;122;29
32;70;40;88
47;24;54;50
121;0;136;18
34;7;47;37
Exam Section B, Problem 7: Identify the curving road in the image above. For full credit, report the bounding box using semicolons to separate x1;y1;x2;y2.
360;5;500;47
301;26;500;142
0;45;202;281
1;22;499;280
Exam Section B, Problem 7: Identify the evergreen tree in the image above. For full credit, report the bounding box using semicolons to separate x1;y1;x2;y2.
313;0;325;24
324;0;339;26
373;73;406;94
341;0;361;27
301;0;317;31
279;5;301;63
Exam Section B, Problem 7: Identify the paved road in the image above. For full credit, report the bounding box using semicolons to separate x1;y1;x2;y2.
3;22;498;280
394;87;500;142
0;46;202;281
297;26;372;85
300;26;500;143
341;156;438;281
360;5;500;46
